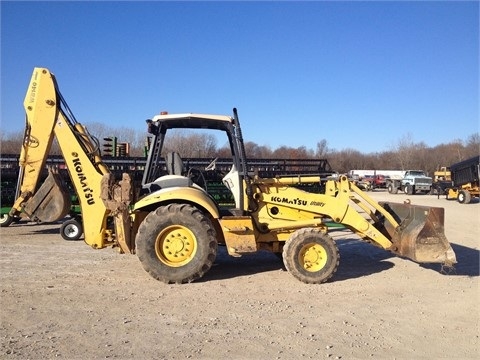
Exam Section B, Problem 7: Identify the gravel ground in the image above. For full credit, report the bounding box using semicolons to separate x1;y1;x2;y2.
0;191;478;359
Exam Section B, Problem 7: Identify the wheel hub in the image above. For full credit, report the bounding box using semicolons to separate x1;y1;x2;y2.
156;225;196;266
65;224;79;237
299;243;327;272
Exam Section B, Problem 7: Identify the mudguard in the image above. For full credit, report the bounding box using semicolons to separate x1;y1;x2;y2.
133;185;220;219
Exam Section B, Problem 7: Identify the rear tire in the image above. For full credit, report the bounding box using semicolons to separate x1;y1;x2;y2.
387;183;398;194
60;218;83;241
283;228;339;284
458;190;472;204
0;213;14;227
136;203;217;284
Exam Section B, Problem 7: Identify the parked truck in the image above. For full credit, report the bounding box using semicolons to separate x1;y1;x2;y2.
431;166;453;196
445;156;480;204
386;170;433;195
8;67;456;284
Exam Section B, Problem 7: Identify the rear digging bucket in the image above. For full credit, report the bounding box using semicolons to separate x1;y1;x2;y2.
380;202;456;265
23;169;72;223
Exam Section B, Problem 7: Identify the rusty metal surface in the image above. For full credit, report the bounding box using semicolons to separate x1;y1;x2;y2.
381;202;456;265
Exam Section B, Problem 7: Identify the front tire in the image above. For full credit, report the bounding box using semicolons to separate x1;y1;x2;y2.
404;184;414;195
458;190;472;204
283;228;339;284
60;218;83;241
0;213;14;227
136;203;217;284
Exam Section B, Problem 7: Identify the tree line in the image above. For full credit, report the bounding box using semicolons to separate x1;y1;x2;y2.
1;123;478;177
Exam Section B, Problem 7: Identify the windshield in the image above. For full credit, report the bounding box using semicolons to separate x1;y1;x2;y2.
409;171;426;176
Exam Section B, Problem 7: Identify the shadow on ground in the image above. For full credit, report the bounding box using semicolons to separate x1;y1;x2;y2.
202;235;479;283
332;239;396;282
202;237;398;283
29;226;62;235
420;242;479;277
21;222;478;280
201;247;283;282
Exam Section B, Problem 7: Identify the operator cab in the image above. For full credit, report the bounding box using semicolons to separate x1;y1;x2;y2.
140;110;248;213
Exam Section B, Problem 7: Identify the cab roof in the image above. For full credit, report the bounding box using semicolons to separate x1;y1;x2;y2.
150;113;234;131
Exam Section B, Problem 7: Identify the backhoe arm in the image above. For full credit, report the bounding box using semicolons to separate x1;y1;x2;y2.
11;68;59;216
10;68;133;253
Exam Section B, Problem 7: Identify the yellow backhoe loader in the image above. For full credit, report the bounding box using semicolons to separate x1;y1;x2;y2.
9;68;456;284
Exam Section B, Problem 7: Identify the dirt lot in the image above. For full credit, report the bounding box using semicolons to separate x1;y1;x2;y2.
1;191;478;359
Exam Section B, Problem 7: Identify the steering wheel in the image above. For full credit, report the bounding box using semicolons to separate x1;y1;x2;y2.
187;167;208;191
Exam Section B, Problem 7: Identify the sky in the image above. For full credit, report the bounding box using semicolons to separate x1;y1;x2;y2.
1;1;478;154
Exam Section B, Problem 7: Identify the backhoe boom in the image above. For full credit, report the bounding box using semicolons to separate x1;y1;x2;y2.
10;68;133;253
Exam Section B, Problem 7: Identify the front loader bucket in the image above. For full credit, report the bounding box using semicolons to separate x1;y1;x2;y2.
23;169;72;223
380;202;456;265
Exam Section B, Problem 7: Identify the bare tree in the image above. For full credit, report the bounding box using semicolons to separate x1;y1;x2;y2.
0;130;23;154
315;139;329;158
244;142;262;158
427;141;464;173
465;133;480;158
329;148;364;173
163;131;217;158
217;146;232;158
257;145;273;158
1;124;478;177
392;133;416;170
83;122;110;142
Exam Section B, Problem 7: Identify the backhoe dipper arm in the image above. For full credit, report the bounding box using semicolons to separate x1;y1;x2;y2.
11;68;58;211
10;68;132;253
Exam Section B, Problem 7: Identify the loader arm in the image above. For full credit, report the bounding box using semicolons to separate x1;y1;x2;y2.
10;68;133;253
252;175;456;265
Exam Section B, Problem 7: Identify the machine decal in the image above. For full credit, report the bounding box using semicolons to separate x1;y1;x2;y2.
28;81;37;104
271;196;307;206
71;152;95;205
270;196;326;207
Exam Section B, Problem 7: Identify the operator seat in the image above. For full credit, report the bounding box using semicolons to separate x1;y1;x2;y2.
166;152;184;175
140;152;192;195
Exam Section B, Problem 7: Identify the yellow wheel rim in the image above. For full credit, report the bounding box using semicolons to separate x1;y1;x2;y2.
298;243;328;272
155;225;197;267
